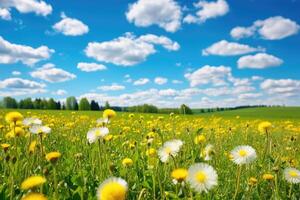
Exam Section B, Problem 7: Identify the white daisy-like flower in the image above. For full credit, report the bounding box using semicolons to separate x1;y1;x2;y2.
97;177;128;200
87;127;109;143
158;139;183;163
96;118;110;125
23;117;42;127
284;168;300;184
29;125;51;134
187;163;218;193
230;145;257;165
201;144;214;161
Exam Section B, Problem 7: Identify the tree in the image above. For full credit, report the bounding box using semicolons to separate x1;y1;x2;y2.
104;101;110;109
66;96;78;110
90;100;100;110
180;104;193;115
47;98;57;110
79;98;91;110
2;97;18;108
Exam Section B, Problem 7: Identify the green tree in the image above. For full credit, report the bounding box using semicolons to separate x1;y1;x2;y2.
180;104;193;115
90;100;100;110
47;98;57;110
79;98;91;110
66;96;78;110
104;101;110;109
2;97;18;108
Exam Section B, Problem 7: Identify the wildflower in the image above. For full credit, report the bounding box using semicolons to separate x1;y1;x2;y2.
230;145;257;165
146;148;156;157
29;140;37;154
1;143;10;152
104;134;113;142
258;121;272;133
87;127;109;143
23;117;42;127
30;125;51;135
201;144;214;161
97;118;109;125
187;163;218;193
97;177;128;200
14;127;25;137
158;139;183;163
248;177;258;186
21;176;46;190
5;112;23;124
122;158;133;167
283;168;300;184
129;113;134;118
262;173;274;181
194;135;206;144
45;152;61;163
171;168;188;183
103;109;116;119
22;193;47;200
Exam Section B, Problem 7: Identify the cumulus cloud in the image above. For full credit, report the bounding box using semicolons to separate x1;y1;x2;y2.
0;36;54;66
183;0;229;24
98;84;125;91
12;71;21;76
52;12;89;36
85;33;179;66
202;40;264;56
0;77;46;96
172;80;183;84
52;89;67;96
261;79;300;96
77;62;107;72
30;63;76;83
154;77;168;85
133;78;150;86
0;0;52;18
238;53;283;69
0;8;11;20
184;65;231;87
231;16;299;40
126;0;182;32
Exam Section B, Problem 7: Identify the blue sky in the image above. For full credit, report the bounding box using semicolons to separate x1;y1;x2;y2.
0;0;300;108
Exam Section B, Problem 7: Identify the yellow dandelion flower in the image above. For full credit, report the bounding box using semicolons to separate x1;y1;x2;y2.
1;143;10;152
248;177;258;186
194;135;206;144
22;193;47;200
103;109;116;119
122;158;133;167
258;121;272;133
29;140;37;154
45;151;61;163
5;111;23;124
262;173;274;181
97;177;128;200
171;168;188;182
146;148;156;157
21;176;46;190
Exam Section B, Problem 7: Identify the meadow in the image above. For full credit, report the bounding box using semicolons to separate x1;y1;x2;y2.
0;107;299;200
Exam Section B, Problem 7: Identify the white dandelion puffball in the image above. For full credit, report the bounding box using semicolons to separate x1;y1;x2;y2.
29;125;51;134
23;117;42;126
158;139;183;163
187;163;218;193
230;145;257;165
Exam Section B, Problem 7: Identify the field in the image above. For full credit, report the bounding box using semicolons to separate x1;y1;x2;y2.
0;107;299;200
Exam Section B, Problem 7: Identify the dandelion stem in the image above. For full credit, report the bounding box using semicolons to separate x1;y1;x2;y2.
233;165;242;200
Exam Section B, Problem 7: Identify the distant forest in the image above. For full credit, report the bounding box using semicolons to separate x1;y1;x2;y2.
0;96;273;115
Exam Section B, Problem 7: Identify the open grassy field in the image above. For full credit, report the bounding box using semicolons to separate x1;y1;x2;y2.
0;107;299;199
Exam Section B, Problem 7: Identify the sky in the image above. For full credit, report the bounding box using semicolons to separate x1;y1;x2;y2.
0;0;300;108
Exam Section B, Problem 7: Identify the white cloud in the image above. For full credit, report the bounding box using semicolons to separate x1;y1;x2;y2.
238;93;262;99
77;62;107;72
231;16;299;40
133;78;150;86
172;79;183;84
261;79;300;96
12;71;21;76
85;33;179;66
0;77;46;96
0;0;52;17
158;89;178;96
30;63;76;83
52;12;89;36
0;36;54;66
183;0;229;24
0;8;11;20
154;77;168;85
126;0;182;32
202;40;264;56
238;53;283;69
98;84;125;91
184;65;231;87
52;89;67;96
